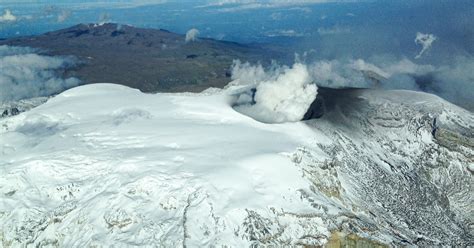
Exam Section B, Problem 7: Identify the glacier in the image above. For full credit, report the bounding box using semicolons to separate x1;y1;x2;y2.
0;83;472;247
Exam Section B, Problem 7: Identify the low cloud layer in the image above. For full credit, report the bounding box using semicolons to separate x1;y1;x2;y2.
185;28;200;43
310;56;473;110
1;1;169;10
207;0;355;6
201;0;359;12
0;45;80;102
415;32;437;59
317;26;351;35
309;58;435;89
0;9;17;22
231;61;317;123
265;29;305;37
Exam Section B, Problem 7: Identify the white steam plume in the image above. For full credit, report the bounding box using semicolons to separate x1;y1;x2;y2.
415;32;437;59
185;28;200;43
232;61;317;123
0;45;80;102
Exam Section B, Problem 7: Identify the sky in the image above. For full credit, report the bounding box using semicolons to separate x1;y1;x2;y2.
0;0;473;109
1;0;472;61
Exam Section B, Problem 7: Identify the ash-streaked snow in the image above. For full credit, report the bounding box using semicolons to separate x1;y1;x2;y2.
0;83;472;247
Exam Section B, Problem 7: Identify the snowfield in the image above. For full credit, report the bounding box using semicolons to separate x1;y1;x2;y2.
0;84;323;247
1;83;473;247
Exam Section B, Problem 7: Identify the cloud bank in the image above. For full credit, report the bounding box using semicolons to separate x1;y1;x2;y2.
200;0;361;12
317;26;351;35
0;45;80;103
313;56;473;110
308;58;435;90
1;1;168;10
207;0;357;6
0;9;17;22
232;61;318;123
185;28;200;43
265;29;305;37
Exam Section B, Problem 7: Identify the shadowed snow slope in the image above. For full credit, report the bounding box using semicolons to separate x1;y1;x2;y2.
0;84;472;247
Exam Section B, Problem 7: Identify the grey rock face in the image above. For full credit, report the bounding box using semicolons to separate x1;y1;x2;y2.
298;89;473;246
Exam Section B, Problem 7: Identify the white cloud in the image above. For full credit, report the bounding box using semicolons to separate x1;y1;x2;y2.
185;28;200;43
0;45;34;56
265;29;305;37
429;56;474;109
310;60;364;88
57;9;72;23
210;3;270;12
350;59;390;78
270;12;282;20
289;7;312;13
201;0;361;11
380;58;434;76
0;9;17;22
303;55;473;109
208;0;353;4
0;45;80;102
232;61;317;123
36;5;73;23
307;58;437;89
415;32;437;59
317;26;351;35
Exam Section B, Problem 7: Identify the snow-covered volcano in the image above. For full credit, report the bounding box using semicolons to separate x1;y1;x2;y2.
0;84;472;247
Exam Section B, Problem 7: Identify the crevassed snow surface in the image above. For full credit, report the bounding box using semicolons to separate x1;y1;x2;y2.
1;83;472;247
0;84;323;246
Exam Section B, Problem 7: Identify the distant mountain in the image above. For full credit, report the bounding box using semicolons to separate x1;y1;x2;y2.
0;23;282;93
